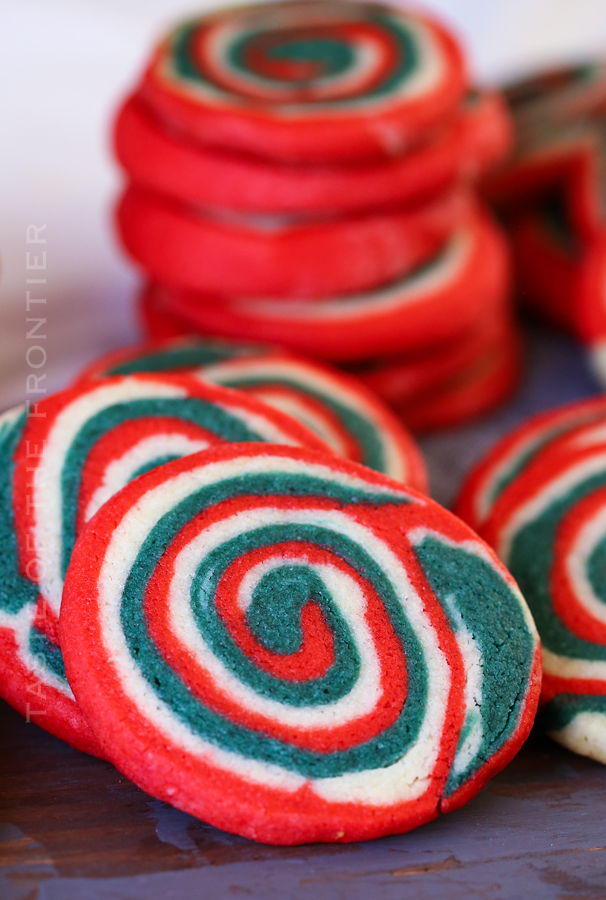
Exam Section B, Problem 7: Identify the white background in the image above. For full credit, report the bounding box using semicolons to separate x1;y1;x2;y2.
2;0;606;411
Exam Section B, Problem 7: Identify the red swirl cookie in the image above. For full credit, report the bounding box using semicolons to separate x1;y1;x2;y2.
137;1;467;163
459;404;606;763
142;207;509;361
60;443;539;844
116;184;468;299
77;337;427;489
115;90;510;215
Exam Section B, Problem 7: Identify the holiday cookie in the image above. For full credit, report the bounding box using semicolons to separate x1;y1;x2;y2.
352;304;514;411
146;207;509;361
388;322;523;432
475;411;606;762
78;340;427;488
137;1;467;164
0;375;329;753
115;89;510;215
455;397;606;534
116;184;467;299
60;442;539;844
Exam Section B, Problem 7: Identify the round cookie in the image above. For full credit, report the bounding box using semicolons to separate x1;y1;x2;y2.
77;339;427;488
475;412;606;763
0;374;329;753
454;397;606;534
390;323;522;432
115;90;511;215
116;184;467;299
60;442;539;844
352;304;514;410
145;207;509;361
138;1;467;163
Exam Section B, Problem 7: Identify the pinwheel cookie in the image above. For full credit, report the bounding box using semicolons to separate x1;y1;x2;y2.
456;397;606;762
115;89;510;215
0;374;328;754
142;207;509;361
137;0;467;163
77;337;427;488
60;443;540;844
116;184;466;299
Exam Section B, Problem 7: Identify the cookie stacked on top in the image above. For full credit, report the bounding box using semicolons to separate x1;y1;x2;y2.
114;0;519;431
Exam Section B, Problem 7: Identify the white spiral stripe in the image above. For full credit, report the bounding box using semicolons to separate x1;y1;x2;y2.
33;378;188;617
0;604;74;699
496;450;606;565
549;713;606;764
542;646;606;682
84;433;211;523
563;503;606;629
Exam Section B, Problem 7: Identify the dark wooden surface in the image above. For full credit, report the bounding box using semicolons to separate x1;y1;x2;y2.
3;699;606;900
2;327;606;900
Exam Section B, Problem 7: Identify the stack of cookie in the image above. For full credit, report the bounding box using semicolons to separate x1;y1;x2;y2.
114;0;518;431
485;63;606;387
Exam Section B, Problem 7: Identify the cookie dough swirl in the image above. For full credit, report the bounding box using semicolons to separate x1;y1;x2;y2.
60;445;539;843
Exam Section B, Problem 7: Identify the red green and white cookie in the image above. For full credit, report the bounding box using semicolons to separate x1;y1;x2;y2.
0;375;329;754
137;1;467;163
390;323;523;433
471;409;606;762
454;397;606;535
143;207;509;361
352;304;515;411
116;184;467;299
60;443;539;844
77;338;427;489
114;89;510;215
